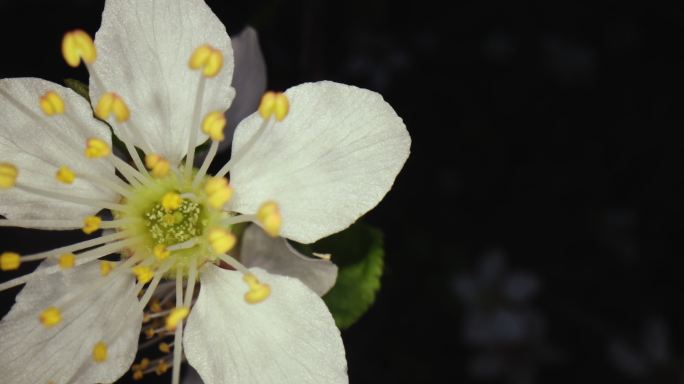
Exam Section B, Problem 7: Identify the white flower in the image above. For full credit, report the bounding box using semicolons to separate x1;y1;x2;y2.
0;0;410;383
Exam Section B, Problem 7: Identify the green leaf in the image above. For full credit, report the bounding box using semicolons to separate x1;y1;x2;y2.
304;223;385;329
64;78;90;102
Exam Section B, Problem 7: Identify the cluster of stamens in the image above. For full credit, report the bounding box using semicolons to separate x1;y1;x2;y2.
0;27;290;384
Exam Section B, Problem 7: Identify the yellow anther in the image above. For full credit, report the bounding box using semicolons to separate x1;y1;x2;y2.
159;342;171;353
92;341;108;362
165;307;189;331
95;93;130;122
82;216;102;234
145;154;170;178
153;244;171;261
161;192;182;211
150;300;162;313
243;274;271;304
1;252;20;271
257;201;282;237
133;357;150;371
132;265;155;284
189;44;223;77
58;253;76;269
201;111;227;141
258;91;289;121
155;360;169;375
204;177;233;209
62;29;96;68
39;91;66;116
132;370;144;381
144;327;156;339
100;260;113;276
0;163;18;189
85;138;111;158
39;306;62;327
55;165;76;184
207;228;236;254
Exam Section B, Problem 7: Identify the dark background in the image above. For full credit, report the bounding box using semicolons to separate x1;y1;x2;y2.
2;0;684;383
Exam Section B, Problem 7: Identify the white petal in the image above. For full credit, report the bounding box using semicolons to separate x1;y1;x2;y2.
183;264;348;384
223;26;267;150
0;78;117;220
0;260;142;384
241;224;338;296
229;81;410;243
91;0;235;164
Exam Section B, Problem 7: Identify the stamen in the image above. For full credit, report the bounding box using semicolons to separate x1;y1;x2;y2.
150;300;164;313
191;112;227;186
132;358;151;372
94;93;130;123
1;252;20;271
243;274;271;304
100;260;114;276
0;219;76;230
258;91;290;121
184;260;198;308
164;307;189;331
220;213;254;226
161;192;182;211
207;228;236;254
203;177;233;209
166;238;197;252
215;116;274;178
55;255;143;313
0;238;140;292
145;154;171;178
62;30;96;68
156;359;171;376
183;75;206;180
0;88;133;191
257;201;282;237
19;230;129;262
153;244;170;261
132;265;155;284
124;120;155;154
312;252;332;260
217;254;271;303
92;341;108;362
39;91;66;116
192;140;219;188
217;254;249;274
82;136;149;187
201;111;227;142
188;44;224;78
95;93;151;176
85;138;111;159
133;368;144;380
171;268;185;384
82;216;102;234
159;342;172;353
76;170;133;197
58;253;76;269
16;182;125;212
55;165;76;184
39;306;62;327
111;155;152;187
0;163;18;189
146;308;173;320
138;259;175;310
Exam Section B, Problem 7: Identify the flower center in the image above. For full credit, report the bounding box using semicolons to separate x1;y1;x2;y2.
145;199;204;246
116;172;226;275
